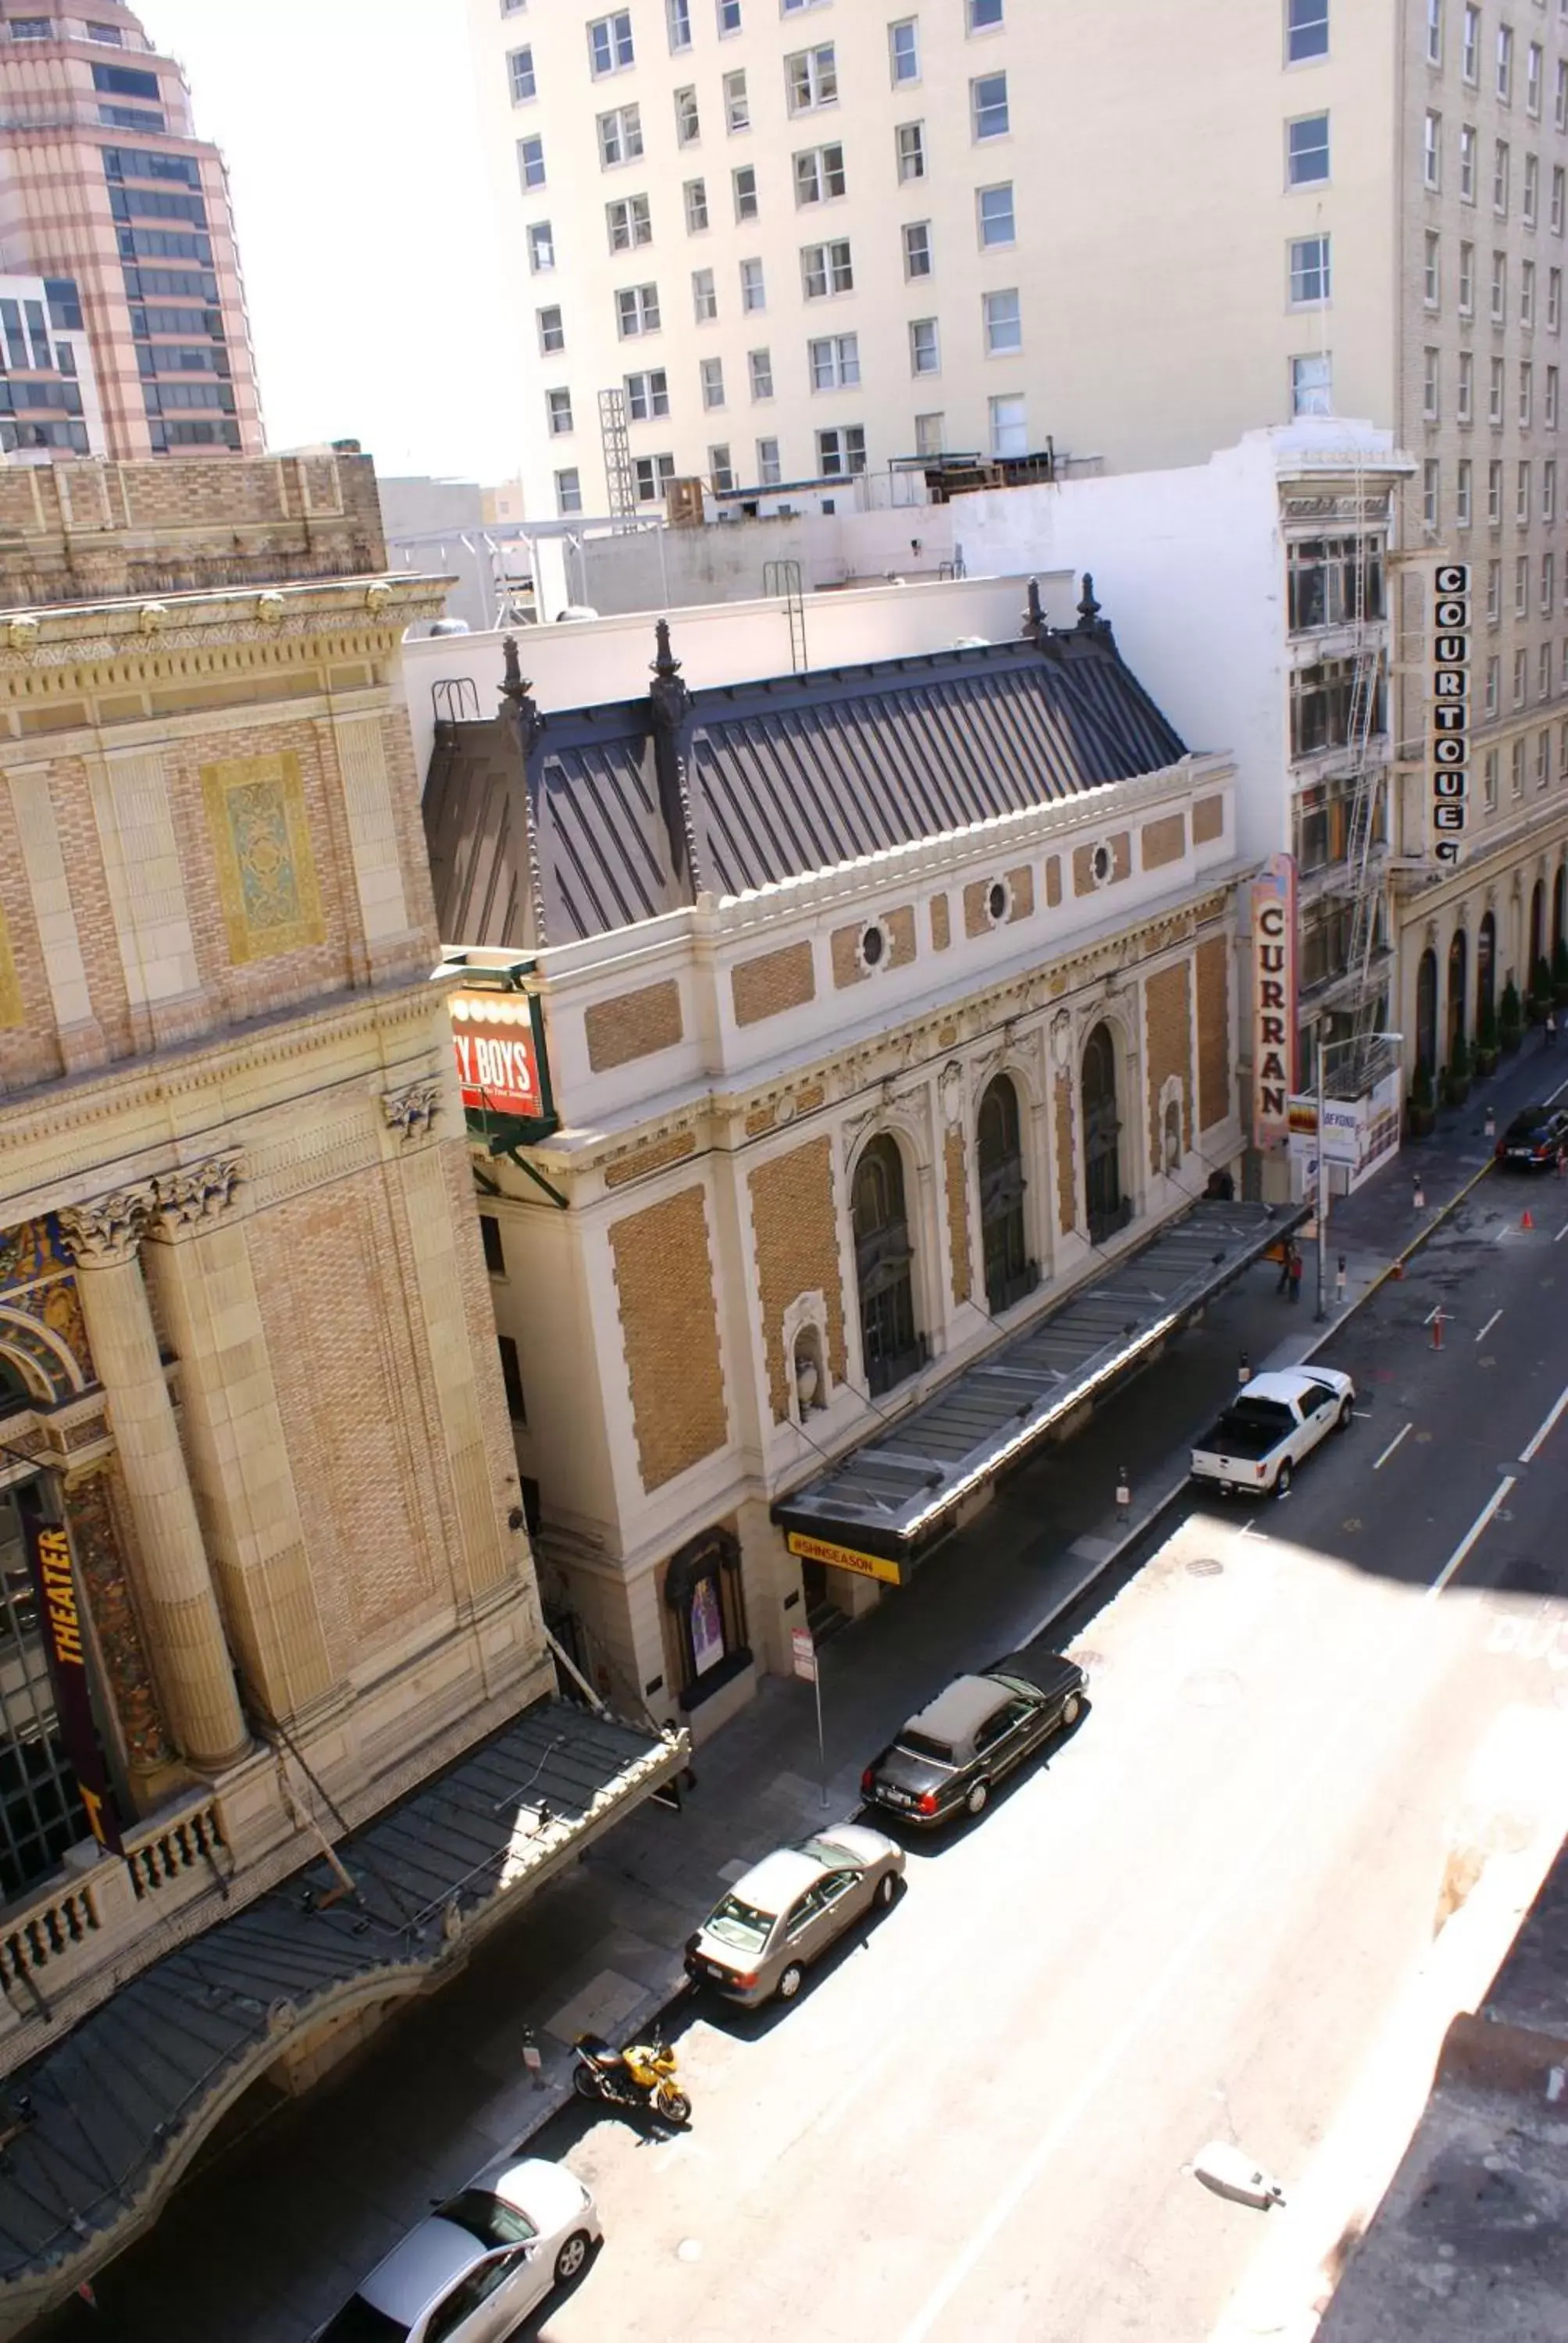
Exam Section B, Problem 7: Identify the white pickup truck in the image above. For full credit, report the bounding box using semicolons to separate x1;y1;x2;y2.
1189;1366;1356;1499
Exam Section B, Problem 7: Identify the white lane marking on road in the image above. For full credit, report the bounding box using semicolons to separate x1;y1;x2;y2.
1521;1378;1568;1462
1374;1422;1413;1471
899;1441;1527;2343
1556;1218;1568;1243
1476;1308;1503;1343
1426;1476;1517;1603
1424;1301;1445;1324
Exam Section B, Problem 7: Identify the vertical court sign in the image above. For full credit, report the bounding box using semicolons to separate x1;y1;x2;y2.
1432;562;1470;866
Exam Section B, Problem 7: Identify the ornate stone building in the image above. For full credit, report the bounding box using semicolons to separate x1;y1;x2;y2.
426;589;1273;1744
0;450;682;2331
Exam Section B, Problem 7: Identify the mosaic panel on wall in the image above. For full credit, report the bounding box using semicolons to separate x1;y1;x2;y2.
201;750;326;965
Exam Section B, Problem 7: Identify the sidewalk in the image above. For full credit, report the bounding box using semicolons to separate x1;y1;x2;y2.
34;1034;1566;2343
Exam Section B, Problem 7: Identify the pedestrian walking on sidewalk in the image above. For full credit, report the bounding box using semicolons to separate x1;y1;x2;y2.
1286;1243;1303;1305
1274;1239;1294;1296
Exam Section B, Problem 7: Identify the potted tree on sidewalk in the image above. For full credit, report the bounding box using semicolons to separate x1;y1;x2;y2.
1444;1031;1472;1108
1409;1060;1438;1136
1500;978;1525;1054
1474;996;1499;1078
1530;957;1556;1026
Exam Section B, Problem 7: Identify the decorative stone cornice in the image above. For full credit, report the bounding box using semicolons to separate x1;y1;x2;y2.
58;1186;157;1268
146;1154;246;1242
381;1077;443;1145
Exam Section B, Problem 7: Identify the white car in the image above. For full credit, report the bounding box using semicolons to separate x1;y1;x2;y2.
1189;1365;1356;1498
315;2157;599;2342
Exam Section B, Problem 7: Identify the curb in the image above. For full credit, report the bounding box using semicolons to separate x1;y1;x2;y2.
1014;1155;1498;1653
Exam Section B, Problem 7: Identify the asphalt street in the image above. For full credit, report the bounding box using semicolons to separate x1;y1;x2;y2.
508;1171;1568;2343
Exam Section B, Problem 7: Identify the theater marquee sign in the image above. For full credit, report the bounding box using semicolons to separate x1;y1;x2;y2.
1251;852;1298;1151
1431;562;1470;867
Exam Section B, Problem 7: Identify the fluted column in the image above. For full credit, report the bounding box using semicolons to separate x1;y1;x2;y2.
59;1187;249;1772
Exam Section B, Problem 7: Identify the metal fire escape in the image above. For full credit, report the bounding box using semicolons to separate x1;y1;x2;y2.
1328;457;1393;1097
598;387;636;530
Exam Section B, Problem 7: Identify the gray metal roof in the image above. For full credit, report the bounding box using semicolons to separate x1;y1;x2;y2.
775;1203;1301;1557
423;607;1190;951
0;1699;682;2304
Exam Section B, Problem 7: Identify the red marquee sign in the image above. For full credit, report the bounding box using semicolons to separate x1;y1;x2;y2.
450;990;543;1120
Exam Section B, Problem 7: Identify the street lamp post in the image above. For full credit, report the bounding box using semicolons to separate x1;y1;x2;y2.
1315;1030;1402;1321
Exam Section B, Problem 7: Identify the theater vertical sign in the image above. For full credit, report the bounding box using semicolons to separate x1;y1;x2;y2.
1251;853;1298;1150
1432;563;1470;865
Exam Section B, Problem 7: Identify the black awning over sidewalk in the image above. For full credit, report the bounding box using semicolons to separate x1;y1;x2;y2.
774;1200;1305;1577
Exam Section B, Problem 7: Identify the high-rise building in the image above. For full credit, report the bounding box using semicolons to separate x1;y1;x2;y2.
0;1;262;458
465;0;1568;1139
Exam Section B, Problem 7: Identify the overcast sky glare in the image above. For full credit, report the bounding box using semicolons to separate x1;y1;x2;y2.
145;0;522;483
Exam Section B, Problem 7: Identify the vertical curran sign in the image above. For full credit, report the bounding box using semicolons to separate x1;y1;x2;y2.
1251;852;1298;1150
1432;562;1470;866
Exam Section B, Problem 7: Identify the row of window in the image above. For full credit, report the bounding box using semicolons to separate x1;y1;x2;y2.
1468;546;1568;616
1476;727;1568;803
9;16;125;37
550;396;1028;512
1427;3;1558;112
512;63;1010;184
1423;118;1568;210
587;157;1017;241
1423;346;1563;423
1424;451;1563;525
513;5;1004;99
1470;636;1568;713
546;267;1024;353
1422;230;1565;322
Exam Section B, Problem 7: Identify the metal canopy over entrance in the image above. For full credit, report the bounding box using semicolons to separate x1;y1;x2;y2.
774;1202;1303;1574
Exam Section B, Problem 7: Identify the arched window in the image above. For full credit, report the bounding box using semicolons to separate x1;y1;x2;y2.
1082;1023;1126;1244
1447;929;1468;1061
977;1075;1033;1314
1553;866;1566;958
1477;911;1496;1026
1416;947;1438;1075
852;1136;921;1397
1530;879;1545;988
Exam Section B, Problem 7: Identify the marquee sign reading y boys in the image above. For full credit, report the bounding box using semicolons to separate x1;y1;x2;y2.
1431;562;1470;866
450;990;547;1122
1251;852;1298;1150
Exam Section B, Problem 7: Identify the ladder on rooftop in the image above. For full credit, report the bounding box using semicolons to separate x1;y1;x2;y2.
598;387;636;532
764;557;807;673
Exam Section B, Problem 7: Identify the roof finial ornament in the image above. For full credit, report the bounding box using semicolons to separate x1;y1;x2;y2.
1021;577;1046;644
498;633;543;759
1076;573;1103;632
501;633;528;701
650;616;692;732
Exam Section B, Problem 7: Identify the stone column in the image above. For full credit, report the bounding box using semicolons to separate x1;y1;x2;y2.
59;1188;249;1772
141;1154;334;1728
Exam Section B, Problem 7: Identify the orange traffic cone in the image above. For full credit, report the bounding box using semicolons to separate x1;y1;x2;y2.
1521;1207;1535;1231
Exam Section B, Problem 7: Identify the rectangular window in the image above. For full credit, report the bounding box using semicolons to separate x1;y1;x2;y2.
794;143;846;203
1288;112;1330;184
757;435;782;483
733;164;759;218
984;286;1022;352
969;0;1004;24
1483;748;1498;809
1547;455;1559;519
972;70;1010;138
1527;39;1542;115
1554;166;1566;234
634;454;677;503
616;282;661;335
1558;56;1568;130
903;219;932;277
1463;2;1480;81
1491;353;1506;422
990;390;1028;455
685;177;709;231
1486;654;1501;713
1488;458;1504;520
801;238;853;296
1424;229;1441;306
910;318;939;375
598;105;643;165
675;85;700;143
1289;234;1331;302
527;220;554;272
518;134;545;188
809;331;860;388
1548;363;1560;424
536;304;565;353
1286;0;1329;62
740;256;766;310
1459;121;1477;201
497;1336;526;1422
709;443;736;493
1425;111;1442;189
718;0;742;27
1459;347;1474;419
978;181;1016;247
749;346;774;399
1291;351;1333;414
480;1214;506;1275
508;46;536;102
555;467;583;516
788;43;838;109
1459;238;1475;312
817;423;867;475
693;266;718;319
1517;551;1531;614
915;411;945;455
1520;457;1534;519
1424;345;1441;419
606;194;651;249
1498;24;1514;102
1424;457;1440;530
1538;728;1552;789
889;18;920;84
1494;137;1509;211
668;0;693;49
896;122;925;180
1488;565;1502;624
724;70;750;130
1524;259;1537;325
546;386;573;435
700;354;725;408
1516;645;1530;700
625;367;671;419
1540;643;1553;700
1427;0;1443;64
1457;455;1474;526
1525;152;1541;226
588;11;636;74
1492;248;1508;321
1512;736;1527;797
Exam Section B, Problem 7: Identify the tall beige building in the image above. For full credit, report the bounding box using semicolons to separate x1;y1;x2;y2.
0;0;262;459
465;0;1568;1114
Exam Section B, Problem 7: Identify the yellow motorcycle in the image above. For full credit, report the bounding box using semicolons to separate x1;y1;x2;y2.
570;2029;691;2124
